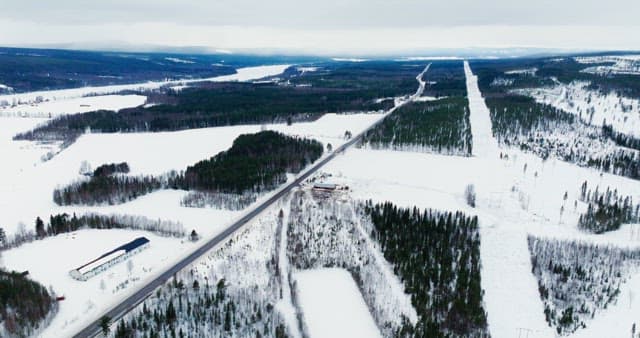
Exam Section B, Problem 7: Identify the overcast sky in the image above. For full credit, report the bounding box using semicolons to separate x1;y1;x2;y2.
1;0;639;54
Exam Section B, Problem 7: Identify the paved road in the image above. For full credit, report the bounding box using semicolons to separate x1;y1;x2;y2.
73;64;429;337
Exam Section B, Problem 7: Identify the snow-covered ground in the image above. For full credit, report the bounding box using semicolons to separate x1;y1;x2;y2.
295;268;382;338
0;64;290;109
331;58;368;62
0;94;146;117
164;57;195;64
1;229;195;338
505;67;538;75
575;55;640;75
296;66;319;74
572;271;640;338
0;83;13;92
319;61;640;338
5;59;640;337
517;81;640;138
0;109;385;336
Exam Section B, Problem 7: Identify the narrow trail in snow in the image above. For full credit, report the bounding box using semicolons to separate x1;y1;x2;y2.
464;61;499;158
275;196;304;338
464;61;554;338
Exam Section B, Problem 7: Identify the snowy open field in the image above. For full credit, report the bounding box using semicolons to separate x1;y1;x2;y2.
0;94;147;117
295;268;382;338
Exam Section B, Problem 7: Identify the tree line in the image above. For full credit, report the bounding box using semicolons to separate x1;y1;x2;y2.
93;162;130;177
54;175;163;206
1;213;185;253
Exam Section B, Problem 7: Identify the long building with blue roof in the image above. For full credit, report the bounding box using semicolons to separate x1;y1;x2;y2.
69;237;150;281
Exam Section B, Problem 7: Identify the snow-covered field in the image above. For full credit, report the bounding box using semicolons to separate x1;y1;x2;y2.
295;268;382;338
0;94;147;117
1;228;196;338
517;81;640;137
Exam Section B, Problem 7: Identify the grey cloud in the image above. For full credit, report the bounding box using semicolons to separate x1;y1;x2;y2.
3;0;639;28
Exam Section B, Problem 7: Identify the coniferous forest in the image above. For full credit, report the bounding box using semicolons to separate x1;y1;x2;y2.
420;61;467;98
179;131;323;193
486;95;577;146
0;269;56;337
362;97;472;156
577;181;640;233
361;61;472;156
364;201;488;337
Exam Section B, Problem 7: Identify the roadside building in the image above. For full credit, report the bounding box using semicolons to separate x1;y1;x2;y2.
69;237;150;281
312;183;337;191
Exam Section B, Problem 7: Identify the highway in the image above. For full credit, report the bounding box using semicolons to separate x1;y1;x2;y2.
73;64;429;337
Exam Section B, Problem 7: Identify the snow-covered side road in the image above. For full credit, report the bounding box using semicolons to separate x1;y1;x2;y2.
464;61;554;338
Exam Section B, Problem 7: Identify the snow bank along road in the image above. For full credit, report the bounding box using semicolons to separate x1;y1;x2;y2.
72;64;431;338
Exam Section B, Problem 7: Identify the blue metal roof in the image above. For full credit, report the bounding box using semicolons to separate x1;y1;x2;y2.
118;237;150;253
75;237;150;271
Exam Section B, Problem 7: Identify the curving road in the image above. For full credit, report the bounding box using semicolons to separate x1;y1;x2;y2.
73;64;430;338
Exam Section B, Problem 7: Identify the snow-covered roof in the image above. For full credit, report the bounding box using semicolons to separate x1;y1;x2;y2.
78;250;126;275
313;183;337;190
74;237;149;274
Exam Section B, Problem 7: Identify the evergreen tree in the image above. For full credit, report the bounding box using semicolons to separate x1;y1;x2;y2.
100;316;111;337
0;227;6;246
35;217;45;238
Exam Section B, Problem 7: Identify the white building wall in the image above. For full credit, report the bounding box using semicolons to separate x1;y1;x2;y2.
69;242;150;281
